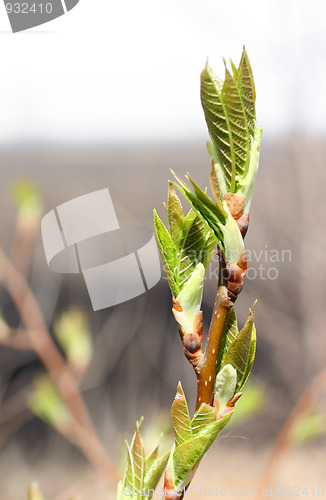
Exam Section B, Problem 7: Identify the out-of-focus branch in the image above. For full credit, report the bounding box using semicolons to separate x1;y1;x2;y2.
0;325;33;350
0;247;118;487
10;218;38;279
51;471;102;500
10;180;42;279
258;366;326;493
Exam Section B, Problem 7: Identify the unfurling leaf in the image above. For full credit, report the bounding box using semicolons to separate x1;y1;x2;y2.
201;49;256;192
167;180;184;244
216;307;238;372
241;323;257;390
27;375;71;433
193;411;233;453
11;180;43;223
119;419;145;497
201;48;262;213
238;127;263;213
173;263;204;334
172;171;245;265
191;403;217;436
54;309;92;375
118;419;169;500
154;209;179;297
130;420;145;491
171;383;192;447
177;207;215;288
145;442;160;473
170;411;233;491
223;213;245;265
154;182;215;299
221;304;256;392
214;364;237;411
167;387;234;492
172;171;226;252
172;435;209;489
143;451;170;499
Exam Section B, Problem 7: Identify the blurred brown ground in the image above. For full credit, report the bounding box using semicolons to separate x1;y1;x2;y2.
0;135;325;499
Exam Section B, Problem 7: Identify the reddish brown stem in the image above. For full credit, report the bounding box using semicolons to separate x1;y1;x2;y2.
195;285;231;410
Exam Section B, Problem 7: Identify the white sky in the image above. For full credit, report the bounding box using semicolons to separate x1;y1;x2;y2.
0;0;325;143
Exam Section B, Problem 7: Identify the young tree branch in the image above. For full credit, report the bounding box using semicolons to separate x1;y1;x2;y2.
195;285;232;409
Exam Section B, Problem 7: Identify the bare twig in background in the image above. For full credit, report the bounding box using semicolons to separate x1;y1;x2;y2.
0;325;33;350
0;247;118;487
258;366;326;494
10;217;38;279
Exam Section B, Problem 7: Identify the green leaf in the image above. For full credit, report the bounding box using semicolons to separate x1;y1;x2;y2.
145;443;159;474
171;409;233;490
167;181;184;244
194;411;234;453
201;48;257;195
216;307;238;374
191;403;217;436
235;48;256;147
237;126;263;213
224;308;239;350
130;420;146;492
153;209;179;297
207;140;228;197
201;62;233;192
154;184;216;297
171;383;192;447
143;451;170;499
188;175;227;222
172;171;227;251
222;66;250;188
177;209;215;289
121;443;135;495
209;157;223;204
240;323;257;391
120;420;145;498
221;306;255;392
119;422;170;500
172;436;209;489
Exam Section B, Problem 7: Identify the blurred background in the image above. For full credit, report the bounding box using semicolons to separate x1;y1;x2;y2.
0;0;325;498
